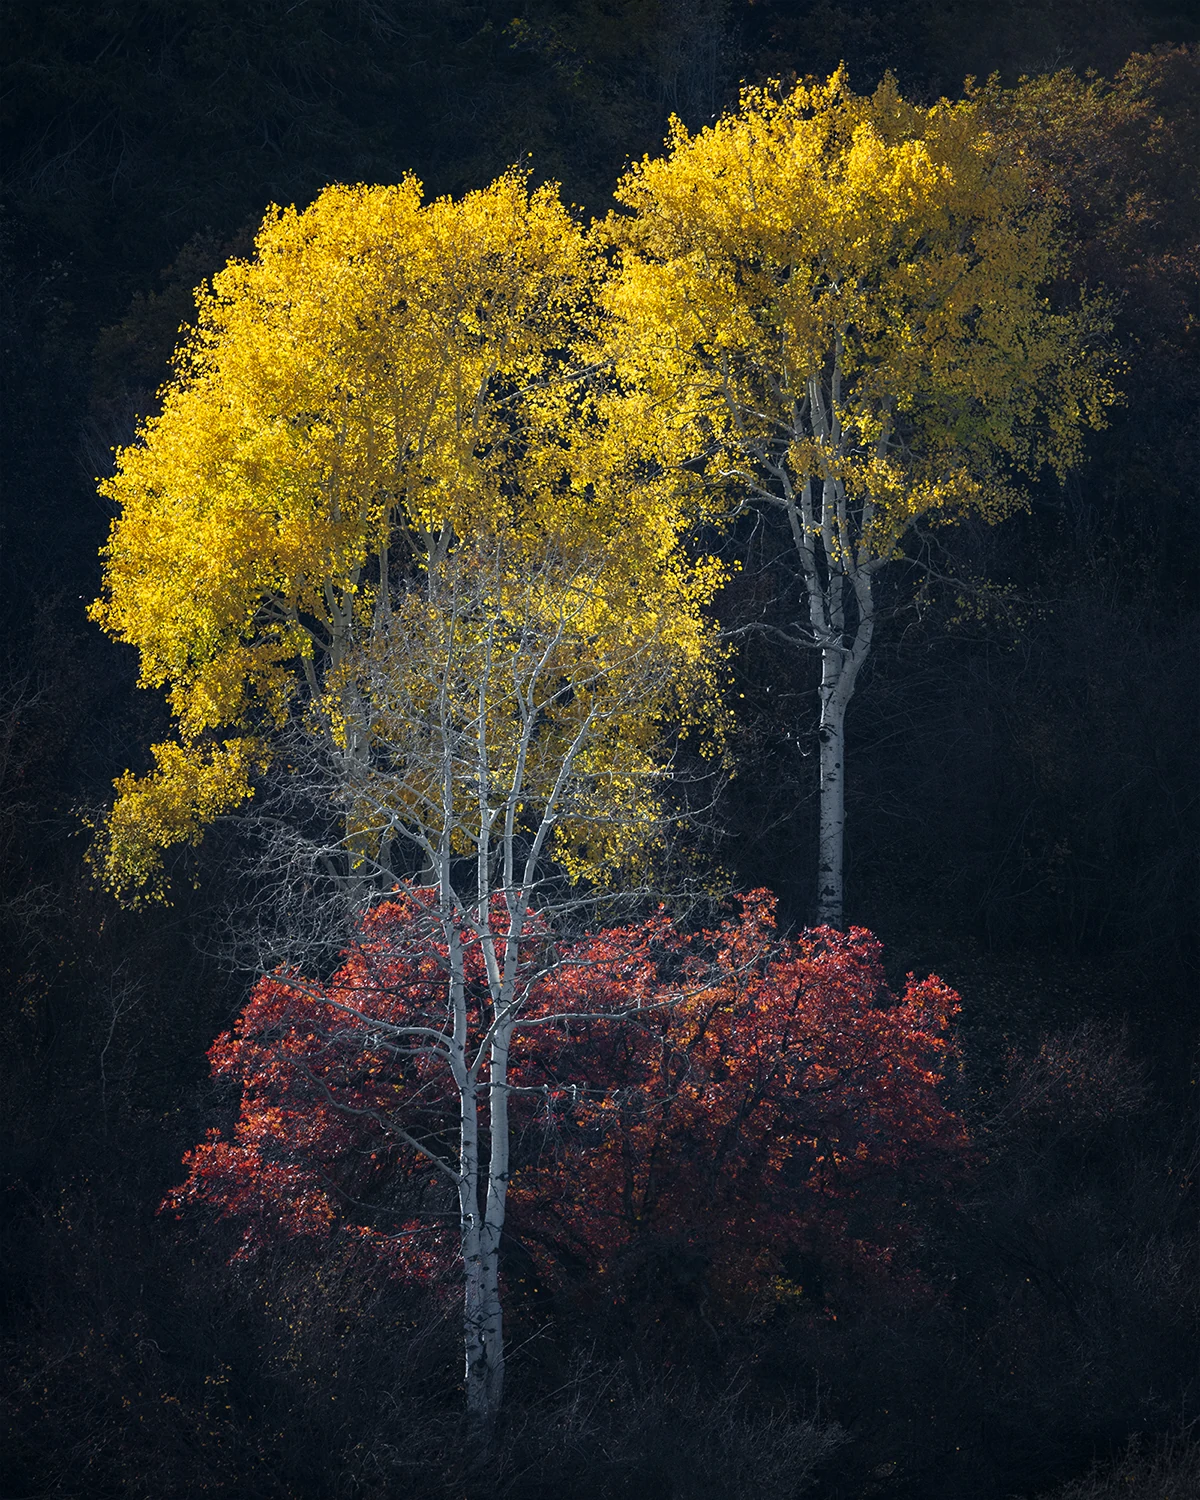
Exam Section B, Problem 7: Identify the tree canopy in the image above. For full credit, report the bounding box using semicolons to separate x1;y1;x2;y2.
607;65;1115;572
90;173;721;898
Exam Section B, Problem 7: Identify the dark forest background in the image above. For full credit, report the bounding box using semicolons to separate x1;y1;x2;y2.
2;4;1198;1497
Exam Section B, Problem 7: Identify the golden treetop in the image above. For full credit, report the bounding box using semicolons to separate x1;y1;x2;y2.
89;172;722;899
602;67;1116;557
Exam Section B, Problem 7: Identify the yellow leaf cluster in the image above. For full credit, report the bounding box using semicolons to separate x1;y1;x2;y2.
328;538;718;889
91;173;722;898
87;738;269;905
602;66;1116;555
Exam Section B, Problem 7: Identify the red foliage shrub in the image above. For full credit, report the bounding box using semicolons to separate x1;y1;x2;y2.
164;889;967;1307
511;891;967;1308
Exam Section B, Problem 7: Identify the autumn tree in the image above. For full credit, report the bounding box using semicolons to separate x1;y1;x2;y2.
164;885;665;1431
88;171;717;900
90;170;725;1430
602;67;1116;926
167;888;965;1419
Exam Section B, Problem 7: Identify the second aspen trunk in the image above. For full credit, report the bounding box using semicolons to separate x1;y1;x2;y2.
817;647;847;929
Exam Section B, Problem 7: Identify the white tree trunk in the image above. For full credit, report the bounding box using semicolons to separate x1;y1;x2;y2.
445;885;500;1431
458;1077;490;1424
458;1020;512;1429
811;596;872;928
460;1126;505;1429
816;646;847;928
479;1023;512;1419
796;480;875;928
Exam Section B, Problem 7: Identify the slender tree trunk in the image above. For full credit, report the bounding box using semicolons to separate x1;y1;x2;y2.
459;992;512;1435
788;352;884;929
457;1041;509;1433
447;910;496;1433
816;645;847;928
478;1023;512;1421
458;1077;491;1426
803;556;874;930
813;605;873;928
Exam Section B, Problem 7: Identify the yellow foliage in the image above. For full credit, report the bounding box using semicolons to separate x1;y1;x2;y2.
92;72;1112;901
87;738;269;904
329;539;721;891
91;172;721;898
601;66;1116;559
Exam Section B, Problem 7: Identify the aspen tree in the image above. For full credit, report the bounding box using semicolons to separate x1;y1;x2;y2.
604;68;1114;926
294;541;708;1428
94;175;723;1431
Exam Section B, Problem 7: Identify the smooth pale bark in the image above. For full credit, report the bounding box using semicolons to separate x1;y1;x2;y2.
455;1034;508;1429
457;1071;506;1426
804;477;875;929
814;628;870;930
751;353;885;928
478;1021;511;1415
446;918;493;1427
